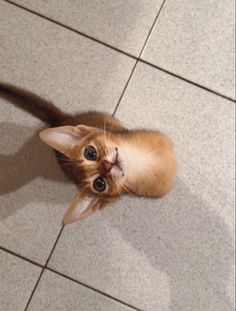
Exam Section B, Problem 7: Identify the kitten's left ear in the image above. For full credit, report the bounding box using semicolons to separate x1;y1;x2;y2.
39;125;95;157
62;192;107;224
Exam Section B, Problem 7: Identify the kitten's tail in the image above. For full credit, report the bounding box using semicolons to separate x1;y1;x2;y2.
0;82;69;126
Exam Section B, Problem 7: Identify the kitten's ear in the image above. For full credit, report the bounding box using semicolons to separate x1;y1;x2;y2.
62;192;106;224
39;125;95;157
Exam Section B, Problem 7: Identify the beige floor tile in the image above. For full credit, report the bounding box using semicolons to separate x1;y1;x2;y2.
115;62;235;304
28;270;134;311
0;0;134;263
142;0;235;99
0;1;234;310
0;250;41;311
12;0;163;56
117;62;234;218
0;1;135;115
48;205;233;310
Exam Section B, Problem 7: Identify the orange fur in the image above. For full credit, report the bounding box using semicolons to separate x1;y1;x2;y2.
0;83;177;224
40;118;177;223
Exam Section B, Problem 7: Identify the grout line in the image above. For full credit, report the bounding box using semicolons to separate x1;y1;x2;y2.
112;60;138;116
138;0;167;58
1;0;235;308
46;267;144;311
0;228;143;310
2;0;136;60
44;225;65;266
113;0;167;115
24;225;65;310
2;0;235;104
140;59;236;103
24;269;44;311
0;246;43;268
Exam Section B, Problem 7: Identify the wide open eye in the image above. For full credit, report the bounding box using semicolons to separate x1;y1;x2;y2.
93;177;106;192
84;145;97;160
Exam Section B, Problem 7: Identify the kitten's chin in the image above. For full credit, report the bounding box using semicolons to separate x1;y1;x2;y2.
111;166;124;180
111;153;125;179
116;149;125;174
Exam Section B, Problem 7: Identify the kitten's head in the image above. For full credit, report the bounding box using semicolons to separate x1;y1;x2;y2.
39;125;128;224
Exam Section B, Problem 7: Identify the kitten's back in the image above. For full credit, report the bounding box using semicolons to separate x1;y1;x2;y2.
0;83;125;132
61;111;125;132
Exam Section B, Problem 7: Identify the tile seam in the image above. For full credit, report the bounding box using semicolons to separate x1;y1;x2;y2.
2;0;235;102
0;0;234;308
0;245;43;268
113;0;167;115
24;225;64;310
46;267;144;311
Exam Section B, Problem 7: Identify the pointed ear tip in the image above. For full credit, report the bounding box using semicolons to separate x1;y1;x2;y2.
62;215;69;225
38;129;48;141
62;214;75;225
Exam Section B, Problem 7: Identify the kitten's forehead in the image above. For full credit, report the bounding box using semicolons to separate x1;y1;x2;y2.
96;133;117;148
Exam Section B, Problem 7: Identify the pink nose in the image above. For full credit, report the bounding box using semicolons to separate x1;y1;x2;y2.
104;160;113;171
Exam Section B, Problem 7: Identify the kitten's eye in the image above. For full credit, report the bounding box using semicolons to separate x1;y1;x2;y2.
84;145;97;160
93;177;106;192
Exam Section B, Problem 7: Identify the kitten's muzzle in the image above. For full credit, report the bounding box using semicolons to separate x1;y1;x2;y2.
104;160;123;175
104;160;114;172
104;149;124;176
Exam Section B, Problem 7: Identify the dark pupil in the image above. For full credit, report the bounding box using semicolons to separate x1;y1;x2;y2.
84;145;97;160
93;177;106;192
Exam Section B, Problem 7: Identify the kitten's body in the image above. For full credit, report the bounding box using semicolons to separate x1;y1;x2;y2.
0;83;177;223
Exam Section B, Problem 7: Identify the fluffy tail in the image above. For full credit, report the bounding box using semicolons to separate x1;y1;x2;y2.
0;82;69;126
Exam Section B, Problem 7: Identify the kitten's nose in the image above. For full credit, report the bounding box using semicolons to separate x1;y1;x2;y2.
104;160;113;172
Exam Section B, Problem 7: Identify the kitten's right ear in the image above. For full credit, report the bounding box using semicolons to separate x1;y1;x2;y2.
62;192;107;224
39;125;86;157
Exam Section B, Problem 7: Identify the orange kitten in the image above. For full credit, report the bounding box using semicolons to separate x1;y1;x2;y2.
0;83;177;224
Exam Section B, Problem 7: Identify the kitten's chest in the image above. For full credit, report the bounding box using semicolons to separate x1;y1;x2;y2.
119;132;176;198
121;144;157;181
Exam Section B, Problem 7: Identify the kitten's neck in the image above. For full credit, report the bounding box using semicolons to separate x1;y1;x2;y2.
118;133;157;183
116;130;176;198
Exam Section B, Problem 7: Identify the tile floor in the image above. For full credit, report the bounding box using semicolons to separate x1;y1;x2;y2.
0;0;235;310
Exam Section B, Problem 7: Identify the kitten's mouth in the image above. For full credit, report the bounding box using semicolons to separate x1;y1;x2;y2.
113;148;124;176
104;147;124;177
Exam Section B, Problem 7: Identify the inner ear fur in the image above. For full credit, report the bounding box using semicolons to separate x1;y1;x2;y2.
62;191;109;224
39;124;97;157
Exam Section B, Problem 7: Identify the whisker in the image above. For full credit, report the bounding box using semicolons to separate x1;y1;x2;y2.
113;180;125;199
123;182;135;192
122;184;136;198
107;119;116;145
104;149;109;158
103;119;108;145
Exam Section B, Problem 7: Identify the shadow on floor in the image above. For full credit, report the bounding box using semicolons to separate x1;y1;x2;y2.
107;177;234;310
0;123;234;309
0;122;73;219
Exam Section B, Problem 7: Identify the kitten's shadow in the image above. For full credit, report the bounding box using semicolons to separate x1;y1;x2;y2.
0;122;72;219
107;177;234;310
